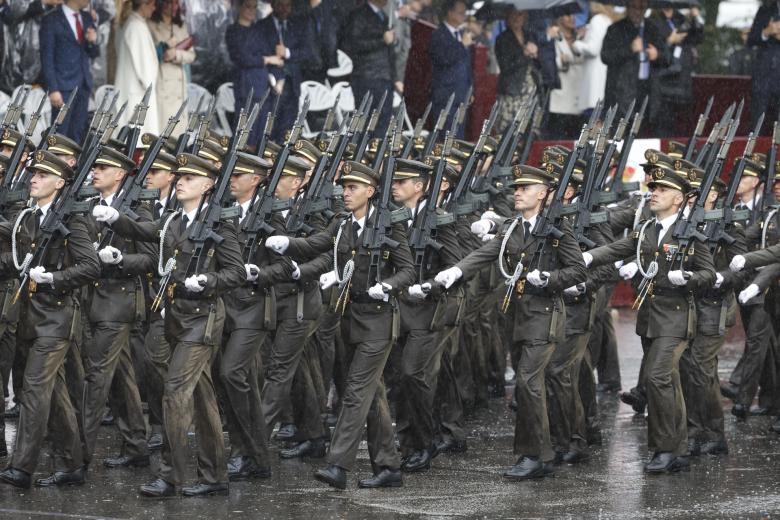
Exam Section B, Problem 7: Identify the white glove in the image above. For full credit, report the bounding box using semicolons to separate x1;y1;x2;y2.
482;233;495;242
30;266;53;285
480;210;501;221
367;282;391;301
265;236;290;254
619;262;639;281
614;260;624;269
435;266;463;289
160;308;165;319
245;263;259;282
92;205;119;224
470;219;493;237
739;284;760;304
729;255;746;272
408;284;427;299
582;252;593;267
319;271;338;290
667;270;691;286
291;260;300;280
526;269;549;288
714;272;724;289
98;246;122;265
563;284;584;296
185;274;207;292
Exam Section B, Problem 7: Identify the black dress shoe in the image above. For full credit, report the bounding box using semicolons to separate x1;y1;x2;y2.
139;478;176;497
227;456;271;481
687;438;701;457
720;383;738;400
619;391;646;414
435;437;468;454
750;405;770;416
587;429;603;446
280;439;326;459
314;464;347;490
0;467;31;489
358;468;402;488
275;423;298;441
645;452;690;474
182;482;229;497
700;440;729;455
562;450;589;464
4;403;19;419
401;449;431;473
101;412;115;426
104;454;150;468
35;466;86;487
325;413;338;428
731;404;748;421
770;417;780;434
597;382;621;393
147;433;163;451
503;456;550;480
0;440;7;457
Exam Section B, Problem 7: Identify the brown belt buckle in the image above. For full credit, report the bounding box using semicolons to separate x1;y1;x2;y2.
28;280;37;294
167;282;176;301
516;279;526;297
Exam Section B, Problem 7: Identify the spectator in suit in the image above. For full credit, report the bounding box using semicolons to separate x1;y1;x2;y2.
257;0;312;142
728;28;756;77
39;0;100;143
342;0;397;137
296;0;339;83
747;0;780;133
429;0;473;138
226;0;284;151
601;0;669;124
494;8;539;135
649;5;704;137
393;0;422;95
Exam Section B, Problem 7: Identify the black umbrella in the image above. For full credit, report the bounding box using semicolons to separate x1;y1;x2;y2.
597;0;699;6
474;0;580;22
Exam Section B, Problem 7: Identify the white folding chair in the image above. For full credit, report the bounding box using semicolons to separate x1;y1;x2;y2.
214;82;235;137
331;81;354;126
299;81;336;138
327;50;353;83
187;83;213;120
17;87;51;146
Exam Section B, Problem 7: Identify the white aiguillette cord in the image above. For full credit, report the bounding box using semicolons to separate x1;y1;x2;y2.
151;210;180;311
633;218;659;310
498;217;523;313
333;219;354;313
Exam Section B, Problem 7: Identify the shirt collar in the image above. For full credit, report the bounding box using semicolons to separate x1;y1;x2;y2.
655;212;678;232
351;206;375;230
36;202;53;217
100;192;117;207
62;4;78;18
183;205;206;227
443;21;460;36
367;2;383;15
521;213;538;230
236;199;252;221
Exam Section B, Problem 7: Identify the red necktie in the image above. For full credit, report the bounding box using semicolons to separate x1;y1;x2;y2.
74;13;84;44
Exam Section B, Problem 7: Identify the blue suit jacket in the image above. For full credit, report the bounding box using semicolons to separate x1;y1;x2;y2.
256;15;311;99
226;21;276;106
39;6;99;93
748;3;780;85
429;24;472;108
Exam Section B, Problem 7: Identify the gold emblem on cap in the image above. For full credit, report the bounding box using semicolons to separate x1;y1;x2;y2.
688;170;698;182
47;135;57;146
35;151;45;162
546;163;554;173
142;134;154;145
318;140;327;152
424;157;434;166
645;150;658;163
343;163;352;174
654;168;665;179
214;161;222;171
512;164;522;176
177;155;188;166
294;141;304;151
2;129;9;141
433;144;442;156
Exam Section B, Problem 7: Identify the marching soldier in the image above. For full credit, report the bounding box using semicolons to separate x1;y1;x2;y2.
0;151;100;488
93;153;245;497
435;165;587;480
583;165;715;473
266;160;416;489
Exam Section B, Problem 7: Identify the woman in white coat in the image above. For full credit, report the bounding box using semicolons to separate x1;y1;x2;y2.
547;13;586;139
115;0;160;135
148;0;195;137
571;2;620;117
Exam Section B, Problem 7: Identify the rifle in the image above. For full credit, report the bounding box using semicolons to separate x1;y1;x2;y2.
189;95;217;155
408;130;454;282
422;93;454;158
241;97;310;262
354;90;387;161
258;88;281;156
82;89;114;161
317;92;340;143
371;102;405;172
123;85;153;159
1;86;30;134
348;92;372;149
98;100;188;250
609;96;647;199
174;94;205;156
39;87;79;151
519;92;546;165
15;101;126;303
671;108;742;268
705;114;764;252
696;102;736;169
590;103;631;207
453;85;472;137
3;92;47;189
684;96;713;161
761;116;780;215
401;102;431;159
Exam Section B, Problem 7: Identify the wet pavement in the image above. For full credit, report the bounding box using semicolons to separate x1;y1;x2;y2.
2;309;780;519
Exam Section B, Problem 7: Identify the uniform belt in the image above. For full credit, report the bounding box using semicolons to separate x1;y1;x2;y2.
349;294;392;305
172;286;211;300
30;285;70;296
520;285;550;297
650;286;687;297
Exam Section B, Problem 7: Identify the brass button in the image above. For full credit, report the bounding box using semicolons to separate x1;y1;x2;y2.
94;282;99;287
195;308;200;312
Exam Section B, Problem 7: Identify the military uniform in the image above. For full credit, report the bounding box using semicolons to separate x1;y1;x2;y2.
587;166;715;471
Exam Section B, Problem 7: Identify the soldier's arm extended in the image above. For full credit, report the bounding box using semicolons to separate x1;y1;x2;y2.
717;224;750;290
382;222;416;292
105;203;157;277
584;222;619;290
51;216;101;289
455;227;503;280
201;221;246;296
684;239;716;291
286;218;340;258
748;262;780;292
588;234;637;267
110;213;162;243
436;219;464;270
743;242;780;270
544;219;587;292
255;256;296;288
297;250;334;282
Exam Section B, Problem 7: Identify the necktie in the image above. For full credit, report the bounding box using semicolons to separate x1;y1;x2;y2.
523;220;531;240
352;220;361;247
99;199;108;206
179;214;189;236
33;208;42;236
154;202;163;219
377;9;386;25
280;20;287;43
456;29;462;42
74;13;84;44
655;222;663;245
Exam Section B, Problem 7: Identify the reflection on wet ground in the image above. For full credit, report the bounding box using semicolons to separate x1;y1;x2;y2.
1;309;779;519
